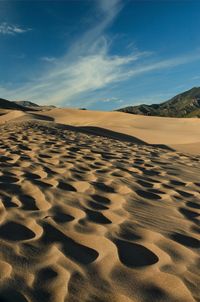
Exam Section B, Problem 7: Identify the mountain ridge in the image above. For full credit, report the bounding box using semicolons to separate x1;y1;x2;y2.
0;98;30;111
0;98;56;111
14;100;56;110
15;100;40;108
117;87;200;117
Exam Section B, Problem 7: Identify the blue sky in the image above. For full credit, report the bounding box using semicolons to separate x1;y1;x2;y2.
0;0;200;110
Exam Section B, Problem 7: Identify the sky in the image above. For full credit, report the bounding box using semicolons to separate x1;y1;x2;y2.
0;0;200;110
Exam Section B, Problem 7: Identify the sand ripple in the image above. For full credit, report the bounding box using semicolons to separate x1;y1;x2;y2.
0;120;199;302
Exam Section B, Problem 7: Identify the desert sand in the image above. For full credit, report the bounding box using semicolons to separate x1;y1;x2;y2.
39;108;200;155
0;108;199;302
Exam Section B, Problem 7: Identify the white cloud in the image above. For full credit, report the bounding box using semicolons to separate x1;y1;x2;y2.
98;0;122;18
40;57;56;63
7;47;200;107
102;97;123;103
3;48;147;106
125;52;200;78
0;22;31;35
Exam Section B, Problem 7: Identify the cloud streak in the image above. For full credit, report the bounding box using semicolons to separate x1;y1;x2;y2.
40;56;56;63
5;47;200;107
0;22;31;35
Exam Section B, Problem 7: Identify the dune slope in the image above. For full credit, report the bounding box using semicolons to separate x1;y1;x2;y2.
42;108;200;155
1;107;200;154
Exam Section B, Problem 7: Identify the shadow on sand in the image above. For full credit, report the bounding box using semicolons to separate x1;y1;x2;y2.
56;124;174;151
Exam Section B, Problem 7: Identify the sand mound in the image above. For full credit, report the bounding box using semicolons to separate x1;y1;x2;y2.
1;107;200;154
0;110;26;124
0;119;199;302
41;108;200;155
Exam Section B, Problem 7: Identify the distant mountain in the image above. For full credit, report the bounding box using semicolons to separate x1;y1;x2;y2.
0;98;57;112
117;87;200;117
15;100;56;111
0;98;28;111
15;100;40;108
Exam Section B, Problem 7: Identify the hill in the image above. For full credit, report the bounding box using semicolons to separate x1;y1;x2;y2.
117;87;200;117
0;98;28;111
0;98;56;112
15;100;40;108
15;100;56;111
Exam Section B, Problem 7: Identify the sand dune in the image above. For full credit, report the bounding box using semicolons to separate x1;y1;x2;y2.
0;110;26;124
1;108;200;154
40;108;200;155
0;109;199;302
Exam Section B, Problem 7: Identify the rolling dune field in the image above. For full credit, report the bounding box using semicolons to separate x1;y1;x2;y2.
0;109;199;302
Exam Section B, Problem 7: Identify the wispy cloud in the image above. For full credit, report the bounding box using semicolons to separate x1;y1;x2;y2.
0;22;31;35
1;0;200;107
3;46;148;106
7;48;200;107
125;52;200;78
102;97;123;103
40;56;56;63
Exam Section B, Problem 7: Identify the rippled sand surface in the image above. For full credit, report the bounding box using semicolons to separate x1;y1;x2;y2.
0;115;199;302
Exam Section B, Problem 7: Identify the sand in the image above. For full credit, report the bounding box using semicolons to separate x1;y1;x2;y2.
0;109;199;302
42;108;200;155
